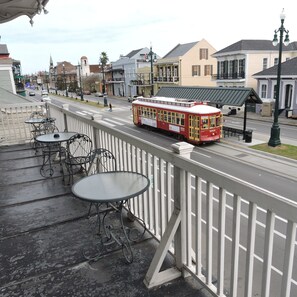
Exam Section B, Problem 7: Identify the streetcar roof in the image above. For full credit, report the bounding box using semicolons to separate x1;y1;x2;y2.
133;97;221;114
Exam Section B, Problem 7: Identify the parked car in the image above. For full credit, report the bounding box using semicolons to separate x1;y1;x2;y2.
28;91;35;96
94;92;103;97
128;95;139;102
41;90;48;96
83;90;91;95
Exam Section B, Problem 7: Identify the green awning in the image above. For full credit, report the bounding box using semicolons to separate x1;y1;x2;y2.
156;86;262;107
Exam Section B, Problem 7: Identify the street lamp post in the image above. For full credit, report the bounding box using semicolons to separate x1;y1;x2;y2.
268;9;290;147
62;63;68;97
146;45;157;96
77;62;84;101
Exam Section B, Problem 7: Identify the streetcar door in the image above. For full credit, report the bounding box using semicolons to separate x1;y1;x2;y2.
188;115;200;142
132;105;138;125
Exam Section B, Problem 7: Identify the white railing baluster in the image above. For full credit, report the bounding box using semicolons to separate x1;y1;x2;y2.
206;181;213;286
230;194;241;297
166;162;172;224
217;187;226;296
280;220;296;297
186;171;192;267
160;159;166;235
244;201;257;297
261;210;275;297
195;176;203;278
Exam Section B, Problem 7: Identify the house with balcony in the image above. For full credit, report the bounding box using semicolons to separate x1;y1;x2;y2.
253;56;297;117
154;39;217;93
108;48;160;97
212;39;297;90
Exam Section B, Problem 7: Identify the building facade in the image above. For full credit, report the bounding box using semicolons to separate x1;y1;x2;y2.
212;40;297;90
0;44;16;94
154;39;217;93
108;48;159;97
254;56;297;117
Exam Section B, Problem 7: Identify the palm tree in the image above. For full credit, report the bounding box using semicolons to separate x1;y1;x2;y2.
99;52;109;94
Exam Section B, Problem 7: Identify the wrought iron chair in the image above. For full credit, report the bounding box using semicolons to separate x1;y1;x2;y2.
87;148;117;175
85;148;118;236
39;123;61;177
64;133;93;185
29;111;46;149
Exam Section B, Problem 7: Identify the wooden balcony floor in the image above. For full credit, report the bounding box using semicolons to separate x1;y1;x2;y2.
0;144;209;297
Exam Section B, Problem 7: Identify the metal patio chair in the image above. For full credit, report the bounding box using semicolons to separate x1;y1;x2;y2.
64;133;93;185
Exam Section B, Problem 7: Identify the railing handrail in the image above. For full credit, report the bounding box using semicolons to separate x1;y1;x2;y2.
50;104;297;221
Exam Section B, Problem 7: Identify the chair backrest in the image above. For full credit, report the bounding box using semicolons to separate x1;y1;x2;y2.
66;133;93;159
39;122;59;135
87;148;117;175
30;110;45;118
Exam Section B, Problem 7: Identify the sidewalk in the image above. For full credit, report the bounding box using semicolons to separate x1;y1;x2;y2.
219;111;297;180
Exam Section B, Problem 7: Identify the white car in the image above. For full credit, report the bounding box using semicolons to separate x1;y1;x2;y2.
41;95;51;103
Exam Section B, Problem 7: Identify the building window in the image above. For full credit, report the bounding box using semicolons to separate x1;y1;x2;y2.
261;84;267;98
273;84;277;99
238;59;245;77
274;58;278;66
228;61;233;77
219;61;224;75
263;58;268;70
204;65;213;76
192;65;201;76
200;48;208;60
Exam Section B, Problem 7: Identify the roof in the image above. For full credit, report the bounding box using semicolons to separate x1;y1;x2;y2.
253;56;297;76
156;86;262;107
0;87;33;104
163;42;198;59
213;40;297;56
0;44;9;56
125;48;143;59
0;0;49;24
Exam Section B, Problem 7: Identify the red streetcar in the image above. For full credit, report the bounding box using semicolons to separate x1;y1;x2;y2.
132;96;222;145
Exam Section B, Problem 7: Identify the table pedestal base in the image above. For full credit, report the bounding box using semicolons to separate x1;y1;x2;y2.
83;202;145;264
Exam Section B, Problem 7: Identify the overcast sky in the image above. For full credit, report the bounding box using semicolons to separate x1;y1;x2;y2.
1;0;296;74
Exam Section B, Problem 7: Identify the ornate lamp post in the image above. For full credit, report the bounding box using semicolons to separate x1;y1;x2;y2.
268;9;290;147
146;45;157;96
62;63;68;97
77;62;84;101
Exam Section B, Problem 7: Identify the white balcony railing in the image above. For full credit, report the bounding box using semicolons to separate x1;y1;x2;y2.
1;102;296;297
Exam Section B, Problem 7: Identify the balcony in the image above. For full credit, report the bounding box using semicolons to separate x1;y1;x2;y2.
212;72;246;80
0;102;296;297
155;76;179;83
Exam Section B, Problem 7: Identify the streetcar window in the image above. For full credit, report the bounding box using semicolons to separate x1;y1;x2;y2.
216;115;221;126
180;114;185;126
210;116;216;127
159;110;163;121
201;117;209;129
168;112;171;123
171;113;176;124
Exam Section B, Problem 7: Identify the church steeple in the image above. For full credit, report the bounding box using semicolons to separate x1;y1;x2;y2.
49;55;53;68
